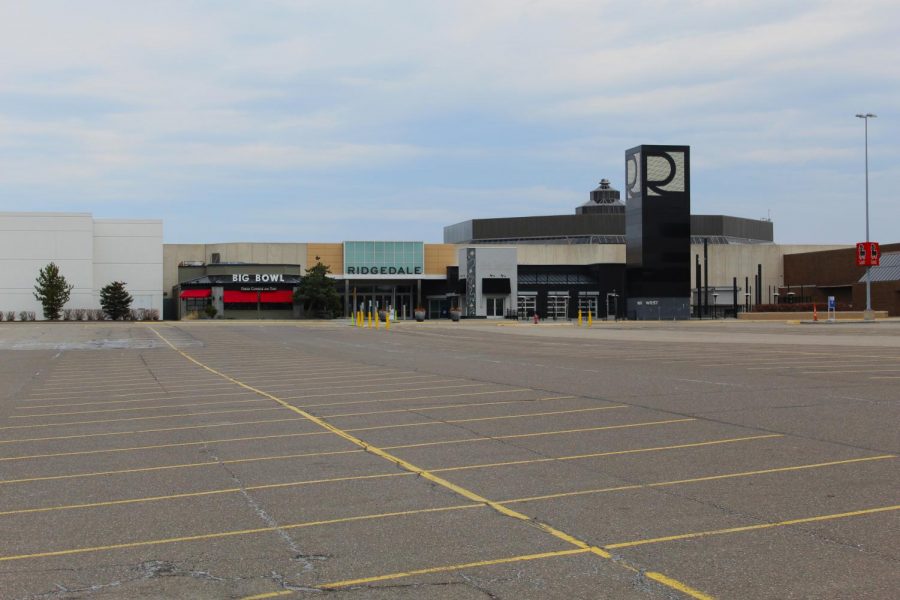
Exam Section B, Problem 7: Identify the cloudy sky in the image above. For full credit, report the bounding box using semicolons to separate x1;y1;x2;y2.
1;1;897;244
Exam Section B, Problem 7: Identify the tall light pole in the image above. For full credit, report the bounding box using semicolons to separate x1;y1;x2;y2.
855;113;876;320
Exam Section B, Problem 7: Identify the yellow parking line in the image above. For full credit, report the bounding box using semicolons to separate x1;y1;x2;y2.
10;397;269;419
19;389;252;406
281;382;491;401
0;406;288;431
345;405;628;431
315;395;575;420
383;418;697;450
432;435;783;473
0;504;481;563
0;417;310;446
0;472;412;516
501;455;896;504
300;388;535;410
317;548;592;590
0;431;335;462
604;504;900;549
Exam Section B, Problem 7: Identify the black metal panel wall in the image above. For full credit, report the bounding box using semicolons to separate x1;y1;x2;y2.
445;213;769;245
691;215;773;242
625;145;692;319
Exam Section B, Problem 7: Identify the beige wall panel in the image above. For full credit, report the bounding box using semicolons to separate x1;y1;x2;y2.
424;244;458;274
307;243;343;274
689;243;850;302
514;244;625;265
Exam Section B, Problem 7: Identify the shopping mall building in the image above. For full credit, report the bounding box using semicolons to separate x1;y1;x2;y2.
3;145;898;320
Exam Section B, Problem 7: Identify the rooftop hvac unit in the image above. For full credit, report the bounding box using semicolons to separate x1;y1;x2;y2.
211;253;221;264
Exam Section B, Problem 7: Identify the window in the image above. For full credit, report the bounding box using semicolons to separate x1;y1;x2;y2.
184;298;209;313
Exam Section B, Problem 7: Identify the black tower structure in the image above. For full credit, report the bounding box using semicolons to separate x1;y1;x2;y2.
624;144;692;319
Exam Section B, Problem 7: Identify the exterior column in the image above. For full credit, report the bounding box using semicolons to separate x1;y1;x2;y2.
344;279;350;318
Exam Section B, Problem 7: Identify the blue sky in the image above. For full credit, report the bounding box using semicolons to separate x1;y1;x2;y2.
1;1;897;244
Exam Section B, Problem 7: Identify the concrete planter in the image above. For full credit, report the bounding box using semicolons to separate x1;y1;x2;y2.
449;310;461;322
414;309;426;322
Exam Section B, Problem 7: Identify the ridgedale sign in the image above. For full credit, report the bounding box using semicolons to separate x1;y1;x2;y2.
231;274;285;283
346;266;422;275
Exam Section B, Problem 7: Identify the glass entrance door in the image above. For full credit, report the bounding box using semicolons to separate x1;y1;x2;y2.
486;297;505;318
351;284;414;319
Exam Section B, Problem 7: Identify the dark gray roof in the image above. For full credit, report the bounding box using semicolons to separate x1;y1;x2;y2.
858;252;900;282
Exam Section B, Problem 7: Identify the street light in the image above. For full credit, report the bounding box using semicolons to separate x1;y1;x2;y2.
855;112;876;321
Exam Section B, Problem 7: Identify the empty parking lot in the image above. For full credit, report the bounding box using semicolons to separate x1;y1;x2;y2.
0;320;897;599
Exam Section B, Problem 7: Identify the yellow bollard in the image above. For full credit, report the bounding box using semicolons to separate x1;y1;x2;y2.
386;313;391;330
374;310;379;329
588;310;592;327
577;309;582;326
367;310;371;328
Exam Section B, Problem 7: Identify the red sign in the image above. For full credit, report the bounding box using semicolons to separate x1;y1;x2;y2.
856;242;880;266
870;242;880;266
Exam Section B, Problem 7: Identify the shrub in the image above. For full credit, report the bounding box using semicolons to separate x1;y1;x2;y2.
92;309;105;321
28;311;36;321
19;311;28;321
73;308;86;321
145;308;160;321
0;312;4;322
6;311;15;321
63;309;74;320
129;308;146;321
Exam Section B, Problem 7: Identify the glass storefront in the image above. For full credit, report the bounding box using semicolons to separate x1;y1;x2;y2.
348;284;415;319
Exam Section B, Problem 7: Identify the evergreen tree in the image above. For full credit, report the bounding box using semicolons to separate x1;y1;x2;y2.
100;281;133;320
295;262;341;317
33;262;74;320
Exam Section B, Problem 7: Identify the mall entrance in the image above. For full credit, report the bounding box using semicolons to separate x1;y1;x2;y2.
347;283;416;319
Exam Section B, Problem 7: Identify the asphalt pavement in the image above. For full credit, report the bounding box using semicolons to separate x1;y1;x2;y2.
0;319;897;599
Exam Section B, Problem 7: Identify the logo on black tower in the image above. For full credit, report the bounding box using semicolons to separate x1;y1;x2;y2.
644;150;685;196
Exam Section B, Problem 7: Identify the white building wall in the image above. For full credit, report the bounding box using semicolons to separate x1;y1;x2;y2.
0;212;162;319
0;213;95;316
93;220;163;314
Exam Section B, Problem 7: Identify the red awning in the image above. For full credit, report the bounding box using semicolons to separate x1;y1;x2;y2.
180;289;211;299
262;290;294;303
223;290;294;303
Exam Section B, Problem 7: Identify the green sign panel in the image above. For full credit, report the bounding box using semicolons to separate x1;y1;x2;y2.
343;241;424;277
